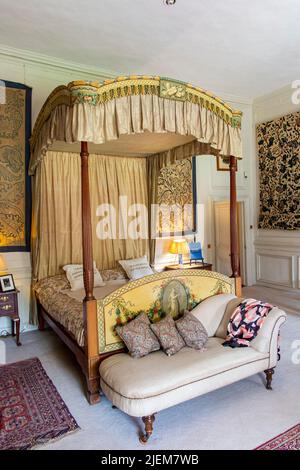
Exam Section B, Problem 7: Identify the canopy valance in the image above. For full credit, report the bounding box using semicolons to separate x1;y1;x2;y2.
29;75;242;174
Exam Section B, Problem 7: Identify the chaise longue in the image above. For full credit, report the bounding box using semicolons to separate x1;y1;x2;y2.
99;293;287;444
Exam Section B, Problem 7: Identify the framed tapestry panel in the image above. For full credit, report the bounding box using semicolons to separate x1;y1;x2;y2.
0;80;32;251
156;157;197;237
257;111;300;230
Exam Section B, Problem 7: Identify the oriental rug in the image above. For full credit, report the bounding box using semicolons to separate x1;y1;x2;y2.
256;423;300;450
0;357;79;450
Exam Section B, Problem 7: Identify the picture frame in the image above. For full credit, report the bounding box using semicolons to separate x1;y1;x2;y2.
0;273;16;292
216;155;238;172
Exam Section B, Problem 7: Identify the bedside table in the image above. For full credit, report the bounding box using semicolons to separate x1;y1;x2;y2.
165;263;213;271
0;290;21;346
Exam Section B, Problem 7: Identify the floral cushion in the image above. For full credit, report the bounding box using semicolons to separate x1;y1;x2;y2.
176;311;208;350
150;315;185;356
115;312;160;358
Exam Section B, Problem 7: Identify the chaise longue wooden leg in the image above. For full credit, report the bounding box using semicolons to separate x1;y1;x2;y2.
264;368;275;390
139;415;155;444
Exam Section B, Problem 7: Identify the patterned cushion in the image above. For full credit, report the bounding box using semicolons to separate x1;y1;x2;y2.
115;312;160;358
150;315;185;356
176;311;208;350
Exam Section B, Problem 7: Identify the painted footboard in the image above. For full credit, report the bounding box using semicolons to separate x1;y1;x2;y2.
97;269;235;354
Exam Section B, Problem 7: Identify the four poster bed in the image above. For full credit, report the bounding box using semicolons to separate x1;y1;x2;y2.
29;75;243;406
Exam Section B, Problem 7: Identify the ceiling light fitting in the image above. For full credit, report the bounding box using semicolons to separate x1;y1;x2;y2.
164;0;176;5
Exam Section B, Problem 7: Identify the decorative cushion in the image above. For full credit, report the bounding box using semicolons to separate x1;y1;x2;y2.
63;262;105;291
176;311;208;350
118;256;153;280
100;267;128;282
190;293;236;337
215;297;244;339
150;315;185;356
223;299;274;348
115;312;160;358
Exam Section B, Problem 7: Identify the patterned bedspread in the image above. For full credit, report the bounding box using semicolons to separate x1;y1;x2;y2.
34;275;85;347
34;269;128;347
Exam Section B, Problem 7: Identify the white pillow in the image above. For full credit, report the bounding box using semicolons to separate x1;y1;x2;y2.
190;293;236;337
63;262;105;291
118;256;153;280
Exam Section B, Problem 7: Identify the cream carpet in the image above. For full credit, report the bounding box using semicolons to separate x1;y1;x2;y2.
3;286;300;450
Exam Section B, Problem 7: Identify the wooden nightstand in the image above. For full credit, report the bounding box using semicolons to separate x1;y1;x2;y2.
165;263;213;271
0;290;21;346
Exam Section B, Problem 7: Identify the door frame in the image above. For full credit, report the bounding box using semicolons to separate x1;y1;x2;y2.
210;195;254;286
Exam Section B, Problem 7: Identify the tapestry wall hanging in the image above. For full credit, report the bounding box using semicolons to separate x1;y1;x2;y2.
156;157;196;236
257;111;300;230
0;80;32;251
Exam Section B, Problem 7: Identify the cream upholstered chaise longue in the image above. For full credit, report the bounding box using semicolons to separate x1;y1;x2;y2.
98;270;287;444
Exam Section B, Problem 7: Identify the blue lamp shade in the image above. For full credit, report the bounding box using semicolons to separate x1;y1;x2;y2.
188;242;204;263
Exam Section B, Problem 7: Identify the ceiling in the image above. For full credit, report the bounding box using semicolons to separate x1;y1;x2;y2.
0;0;299;99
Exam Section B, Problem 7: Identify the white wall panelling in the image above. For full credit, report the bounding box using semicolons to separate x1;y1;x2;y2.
256;252;295;289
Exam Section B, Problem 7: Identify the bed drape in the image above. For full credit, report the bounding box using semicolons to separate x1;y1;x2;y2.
31;151;148;300
29;81;242;175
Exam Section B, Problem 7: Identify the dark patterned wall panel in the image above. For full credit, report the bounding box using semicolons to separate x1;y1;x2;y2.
257;112;300;230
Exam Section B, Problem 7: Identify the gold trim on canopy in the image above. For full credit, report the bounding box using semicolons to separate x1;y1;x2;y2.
29;75;242;174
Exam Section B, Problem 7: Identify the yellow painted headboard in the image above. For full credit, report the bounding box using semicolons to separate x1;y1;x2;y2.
97;270;235;354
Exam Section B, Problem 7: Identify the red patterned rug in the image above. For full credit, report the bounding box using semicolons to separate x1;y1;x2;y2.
0;357;79;450
256;423;300;450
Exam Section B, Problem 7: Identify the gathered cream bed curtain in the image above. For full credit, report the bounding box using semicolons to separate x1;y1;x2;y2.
31;151;149;286
29;95;242;175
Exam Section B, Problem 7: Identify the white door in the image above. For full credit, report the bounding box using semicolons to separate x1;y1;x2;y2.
214;201;246;284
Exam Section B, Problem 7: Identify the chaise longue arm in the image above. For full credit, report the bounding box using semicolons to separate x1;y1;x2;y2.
250;307;287;369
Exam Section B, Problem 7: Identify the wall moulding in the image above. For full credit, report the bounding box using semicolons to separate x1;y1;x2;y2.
0;44;118;80
256;251;296;289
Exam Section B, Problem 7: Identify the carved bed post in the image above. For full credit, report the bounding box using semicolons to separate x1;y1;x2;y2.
81;141;94;302
81;141;100;404
229;155;242;296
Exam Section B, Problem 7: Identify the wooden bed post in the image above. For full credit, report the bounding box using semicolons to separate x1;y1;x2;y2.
229;155;242;297
81;141;94;302
81;141;100;404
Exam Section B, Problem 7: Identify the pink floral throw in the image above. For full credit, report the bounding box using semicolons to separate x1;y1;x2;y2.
223;298;274;348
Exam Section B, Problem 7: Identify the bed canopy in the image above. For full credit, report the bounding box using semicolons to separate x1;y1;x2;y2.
30;76;242;312
30;75;242;173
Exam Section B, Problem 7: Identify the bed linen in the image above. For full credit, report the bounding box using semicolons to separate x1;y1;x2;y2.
34;274;127;347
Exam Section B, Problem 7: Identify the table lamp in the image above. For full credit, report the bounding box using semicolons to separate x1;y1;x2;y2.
169;239;190;266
